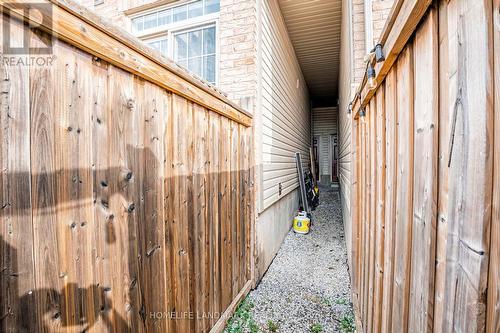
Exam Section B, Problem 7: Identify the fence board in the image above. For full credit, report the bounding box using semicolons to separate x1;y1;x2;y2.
391;44;414;333
408;7;438;332
373;86;386;333
487;1;500;332
90;56;114;333
433;0;450;329
361;105;369;330
367;97;377;333
30;31;62;333
0;16;36;332
380;66;397;333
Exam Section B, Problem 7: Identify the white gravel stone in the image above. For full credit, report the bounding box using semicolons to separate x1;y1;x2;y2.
246;186;354;333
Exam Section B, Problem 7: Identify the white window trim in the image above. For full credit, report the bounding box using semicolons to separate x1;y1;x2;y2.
131;4;219;85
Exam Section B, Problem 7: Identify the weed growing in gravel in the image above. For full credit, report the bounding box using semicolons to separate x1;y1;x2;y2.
321;298;332;306
335;298;348;305
339;313;355;333
310;323;324;333
266;320;279;332
224;298;260;333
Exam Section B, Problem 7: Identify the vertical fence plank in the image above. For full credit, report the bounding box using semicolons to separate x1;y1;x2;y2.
164;88;176;333
108;65;142;331
0;16;36;332
230;121;240;298
367;97;377;333
408;7;439;333
361;104;370;330
192;104;209;333
30;34;61;332
381;66;397;333
168;95;192;333
136;81;169;331
56;43;97;331
186;101;196;333
90;56;111;333
391;44;414;333
238;124;247;290
208;112;221;327
373;85;386;333
487;1;500;331
220;117;232;311
442;0;494;331
359;117;365;307
351;116;359;300
433;0;451;330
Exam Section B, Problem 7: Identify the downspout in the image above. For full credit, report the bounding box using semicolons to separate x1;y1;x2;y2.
364;0;373;53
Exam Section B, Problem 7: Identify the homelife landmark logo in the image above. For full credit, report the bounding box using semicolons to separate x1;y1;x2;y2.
1;2;55;66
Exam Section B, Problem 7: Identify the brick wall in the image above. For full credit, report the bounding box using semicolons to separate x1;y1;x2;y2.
372;0;395;43
218;0;258;113
352;0;366;87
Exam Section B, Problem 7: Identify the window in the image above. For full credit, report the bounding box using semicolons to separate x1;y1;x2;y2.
174;26;216;83
131;0;219;84
131;0;220;33
147;37;168;56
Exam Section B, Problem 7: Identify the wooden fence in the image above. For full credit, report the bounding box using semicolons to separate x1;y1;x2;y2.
0;1;254;332
349;0;499;332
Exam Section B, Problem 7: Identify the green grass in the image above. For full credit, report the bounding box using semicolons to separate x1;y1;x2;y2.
310;323;323;333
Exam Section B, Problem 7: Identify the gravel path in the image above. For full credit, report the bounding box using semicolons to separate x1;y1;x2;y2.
226;186;354;333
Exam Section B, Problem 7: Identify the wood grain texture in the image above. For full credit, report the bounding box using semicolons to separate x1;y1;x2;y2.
408;7;438;333
0;15;37;333
349;1;498;331
350;116;360;302
487;1;500;331
380;66;397;333
367;97;377;333
433;1;450;329
0;7;254;331
373;85;386;333
391;44;414;333
441;0;494;331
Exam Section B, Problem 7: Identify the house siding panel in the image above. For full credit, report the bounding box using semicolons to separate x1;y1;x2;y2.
258;0;310;211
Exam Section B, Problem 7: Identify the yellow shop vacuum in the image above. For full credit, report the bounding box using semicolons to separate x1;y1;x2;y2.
293;211;311;234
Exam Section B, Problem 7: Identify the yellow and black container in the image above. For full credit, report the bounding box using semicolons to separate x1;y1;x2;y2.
293;211;311;234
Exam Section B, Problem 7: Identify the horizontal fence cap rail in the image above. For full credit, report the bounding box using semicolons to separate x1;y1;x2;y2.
350;0;432;119
1;0;253;127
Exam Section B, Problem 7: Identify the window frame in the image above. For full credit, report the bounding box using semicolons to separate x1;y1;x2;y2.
131;1;220;85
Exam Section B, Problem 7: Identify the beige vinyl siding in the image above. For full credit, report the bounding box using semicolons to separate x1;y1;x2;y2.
338;0;355;268
312;107;338;180
258;0;310;211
